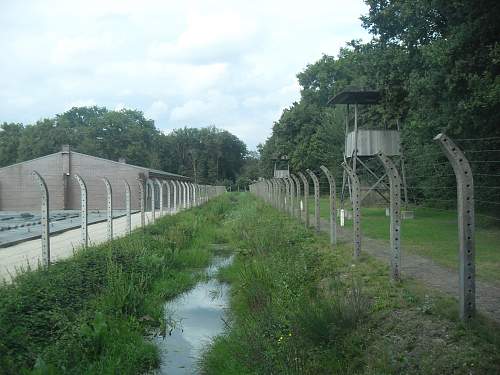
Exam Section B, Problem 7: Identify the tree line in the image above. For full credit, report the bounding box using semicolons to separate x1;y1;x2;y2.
259;0;499;213
0;106;256;187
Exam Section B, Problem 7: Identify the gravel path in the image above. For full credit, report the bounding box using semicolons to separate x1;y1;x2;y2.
313;216;500;323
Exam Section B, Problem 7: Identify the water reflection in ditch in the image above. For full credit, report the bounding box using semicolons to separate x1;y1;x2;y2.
154;255;233;374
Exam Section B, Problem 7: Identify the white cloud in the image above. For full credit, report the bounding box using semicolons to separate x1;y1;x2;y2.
0;0;370;149
145;100;168;121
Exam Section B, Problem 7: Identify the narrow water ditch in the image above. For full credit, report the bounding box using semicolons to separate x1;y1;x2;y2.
153;254;233;374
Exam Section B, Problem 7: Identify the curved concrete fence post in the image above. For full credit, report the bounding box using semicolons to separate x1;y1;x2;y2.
146;179;155;222
163;180;171;214
278;179;286;211
102;177;113;241
275;179;283;211
172;180;178;212
154;178;163;217
269;179;276;207
341;163;361;258
435;133;475;321
180;181;185;209
184;182;189;208
376;153;402;281
320;165;337;246
138;179;145;228
179;180;184;209
178;180;182;210
268;179;275;207
177;181;182;209
264;180;269;203
183;181;188;209
189;182;193;207
273;179;280;209
32;170;50;267
290;174;301;220
306;169;320;232
193;183;198;207
287;177;295;216
74;174;88;247
297;172;309;228
283;178;290;213
123;179;131;235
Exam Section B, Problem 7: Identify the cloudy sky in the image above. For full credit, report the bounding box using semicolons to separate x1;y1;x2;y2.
0;0;369;149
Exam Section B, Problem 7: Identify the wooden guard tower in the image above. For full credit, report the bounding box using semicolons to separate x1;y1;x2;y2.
273;154;290;178
328;88;408;206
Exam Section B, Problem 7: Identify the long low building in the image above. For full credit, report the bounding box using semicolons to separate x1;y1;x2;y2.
0;145;188;211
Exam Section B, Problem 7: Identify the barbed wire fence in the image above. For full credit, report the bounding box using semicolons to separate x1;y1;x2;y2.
0;175;225;282
250;132;500;322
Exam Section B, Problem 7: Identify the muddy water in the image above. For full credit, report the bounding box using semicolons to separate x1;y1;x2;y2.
154;255;233;374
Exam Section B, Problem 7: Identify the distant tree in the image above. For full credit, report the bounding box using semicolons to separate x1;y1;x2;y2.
0;107;248;186
0;122;23;166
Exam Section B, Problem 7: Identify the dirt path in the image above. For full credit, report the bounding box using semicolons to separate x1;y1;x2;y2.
313;216;500;323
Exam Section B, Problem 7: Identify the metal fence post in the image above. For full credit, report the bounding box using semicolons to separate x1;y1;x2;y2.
435;133;475;321
138;179;145;228
320;166;337;246
306;169;320;232
32;171;50;267
102;177;113;241
376;154;402;280
297;172;309;228
342;163;361;258
73;174;88;247
123;179;131;235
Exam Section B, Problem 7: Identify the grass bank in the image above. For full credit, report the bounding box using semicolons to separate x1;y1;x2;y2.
0;195;235;374
308;197;500;283
202;194;500;374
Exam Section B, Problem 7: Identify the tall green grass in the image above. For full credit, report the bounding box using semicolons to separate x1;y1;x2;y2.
0;195;235;374
309;197;500;283
201;194;500;375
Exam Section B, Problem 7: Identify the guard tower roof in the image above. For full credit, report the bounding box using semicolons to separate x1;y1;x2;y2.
328;87;381;105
